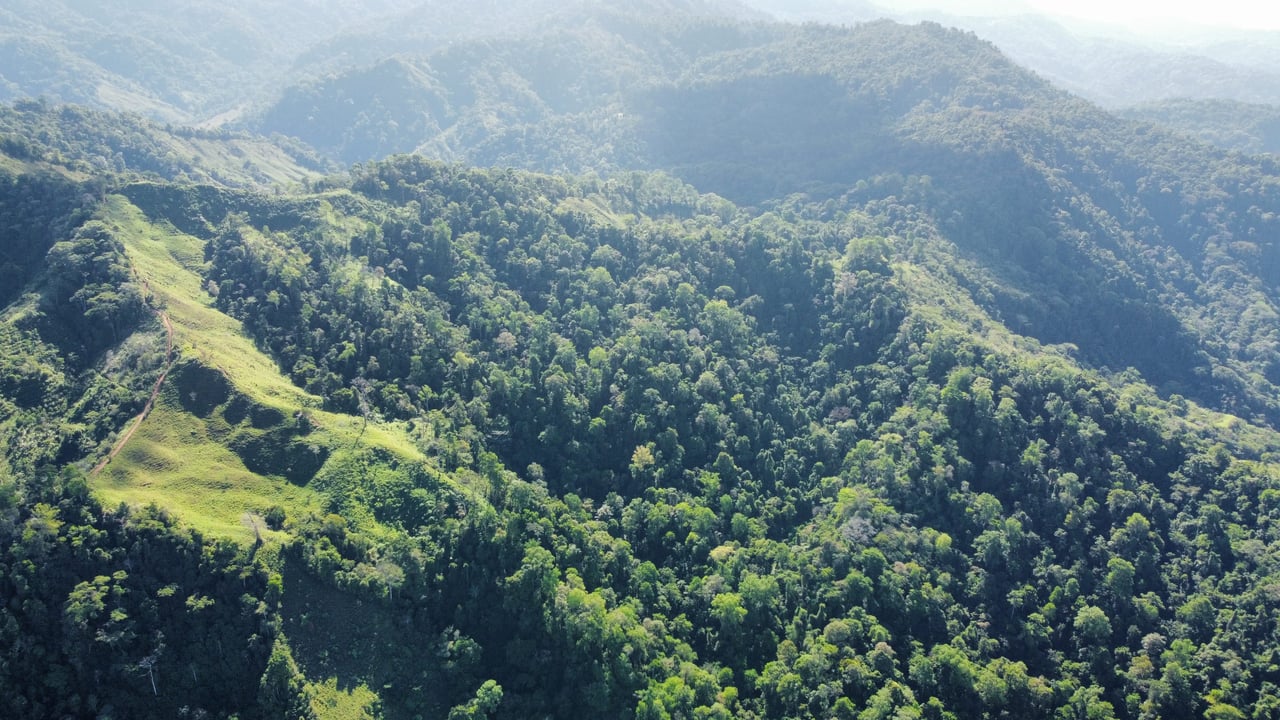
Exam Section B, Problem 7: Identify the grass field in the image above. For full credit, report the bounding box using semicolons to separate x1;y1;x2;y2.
308;678;381;720
91;194;432;544
94;401;321;542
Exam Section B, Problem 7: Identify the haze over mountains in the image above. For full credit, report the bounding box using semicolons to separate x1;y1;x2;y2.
2;2;1280;720
7;0;1280;122
745;1;1280;105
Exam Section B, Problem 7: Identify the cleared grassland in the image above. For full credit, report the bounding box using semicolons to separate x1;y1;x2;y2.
94;401;319;543
92;194;429;544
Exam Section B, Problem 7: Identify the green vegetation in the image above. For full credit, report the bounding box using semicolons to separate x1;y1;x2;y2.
0;469;290;718
6;140;1280;716
253;17;1280;432
2;9;1280;720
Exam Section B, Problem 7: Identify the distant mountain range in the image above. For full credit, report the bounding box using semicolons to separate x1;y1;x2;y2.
745;2;1280;106
5;0;1279;126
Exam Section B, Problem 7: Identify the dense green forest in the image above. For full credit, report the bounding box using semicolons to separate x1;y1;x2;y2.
3;125;1280;719
3;5;1280;720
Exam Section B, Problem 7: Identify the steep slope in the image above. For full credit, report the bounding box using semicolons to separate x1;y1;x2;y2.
744;2;1280;109
0;0;758;125
0;153;298;718
256;9;778;166
0;133;484;716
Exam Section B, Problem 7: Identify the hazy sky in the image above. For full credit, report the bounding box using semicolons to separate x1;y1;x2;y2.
890;0;1280;31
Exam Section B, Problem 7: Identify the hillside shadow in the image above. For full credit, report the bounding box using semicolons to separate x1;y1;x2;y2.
632;74;888;204
280;554;457;720
866;135;1259;421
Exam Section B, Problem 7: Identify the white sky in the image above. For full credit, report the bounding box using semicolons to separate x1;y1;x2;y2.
1032;0;1280;31
888;0;1280;31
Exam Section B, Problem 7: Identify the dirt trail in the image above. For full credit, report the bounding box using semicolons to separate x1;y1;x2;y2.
92;307;175;475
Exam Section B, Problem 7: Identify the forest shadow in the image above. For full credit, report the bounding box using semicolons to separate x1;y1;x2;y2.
280;553;475;720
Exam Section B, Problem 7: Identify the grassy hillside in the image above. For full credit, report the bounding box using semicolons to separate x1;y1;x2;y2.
0;160;483;717
88;194;320;542
86;191;467;546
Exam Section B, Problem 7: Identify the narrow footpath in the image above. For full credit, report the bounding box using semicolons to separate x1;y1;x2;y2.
92;308;174;475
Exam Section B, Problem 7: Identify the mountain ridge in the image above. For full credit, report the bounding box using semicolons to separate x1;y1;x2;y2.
246;18;1280;430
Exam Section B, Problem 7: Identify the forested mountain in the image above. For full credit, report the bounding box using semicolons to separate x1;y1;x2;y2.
7;0;1279;126
4;6;1280;720
0;99;327;187
255;18;1280;432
